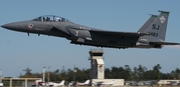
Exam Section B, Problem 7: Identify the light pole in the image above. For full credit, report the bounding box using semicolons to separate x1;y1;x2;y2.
73;65;77;81
43;67;45;83
48;66;50;84
0;69;2;83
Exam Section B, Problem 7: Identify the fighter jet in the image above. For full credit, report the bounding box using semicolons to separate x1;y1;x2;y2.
1;10;180;49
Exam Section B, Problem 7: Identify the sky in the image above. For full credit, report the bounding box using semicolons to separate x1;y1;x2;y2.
0;1;180;77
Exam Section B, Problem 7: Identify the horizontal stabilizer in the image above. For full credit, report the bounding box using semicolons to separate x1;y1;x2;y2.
150;41;180;45
91;30;150;36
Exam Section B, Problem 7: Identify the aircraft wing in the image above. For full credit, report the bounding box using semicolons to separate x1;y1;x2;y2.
150;41;180;45
90;30;150;36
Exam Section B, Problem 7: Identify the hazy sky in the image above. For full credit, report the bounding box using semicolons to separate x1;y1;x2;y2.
0;1;180;77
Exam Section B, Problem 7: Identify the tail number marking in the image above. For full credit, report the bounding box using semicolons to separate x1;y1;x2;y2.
152;24;160;30
148;32;158;37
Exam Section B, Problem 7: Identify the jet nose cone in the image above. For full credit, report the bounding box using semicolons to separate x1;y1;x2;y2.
1;23;15;29
1;24;8;29
1;22;21;30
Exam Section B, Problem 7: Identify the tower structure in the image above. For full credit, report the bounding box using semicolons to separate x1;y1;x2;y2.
89;49;104;81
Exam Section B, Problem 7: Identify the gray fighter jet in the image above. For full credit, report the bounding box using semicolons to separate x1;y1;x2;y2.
1;10;180;49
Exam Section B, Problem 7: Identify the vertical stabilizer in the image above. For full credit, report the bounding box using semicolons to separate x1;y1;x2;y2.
59;80;65;85
138;14;158;32
84;80;90;84
139;10;169;42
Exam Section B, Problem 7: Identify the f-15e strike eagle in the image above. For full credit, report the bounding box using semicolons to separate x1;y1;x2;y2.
1;10;180;49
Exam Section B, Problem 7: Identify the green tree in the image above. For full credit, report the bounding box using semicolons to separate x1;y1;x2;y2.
105;68;111;78
137;65;147;80
132;66;138;80
123;65;132;80
20;67;35;78
153;64;161;80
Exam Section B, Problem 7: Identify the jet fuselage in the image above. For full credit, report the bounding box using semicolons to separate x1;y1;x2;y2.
1;11;180;49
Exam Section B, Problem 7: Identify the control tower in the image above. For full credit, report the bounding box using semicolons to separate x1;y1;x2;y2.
89;49;104;80
88;49;124;86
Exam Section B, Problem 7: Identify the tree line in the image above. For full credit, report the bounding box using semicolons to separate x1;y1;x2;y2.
19;64;180;82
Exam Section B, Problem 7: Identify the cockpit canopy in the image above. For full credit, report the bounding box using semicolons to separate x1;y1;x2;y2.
33;15;69;22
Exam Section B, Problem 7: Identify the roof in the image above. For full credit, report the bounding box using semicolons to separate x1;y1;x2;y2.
96;59;104;64
1;78;41;80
